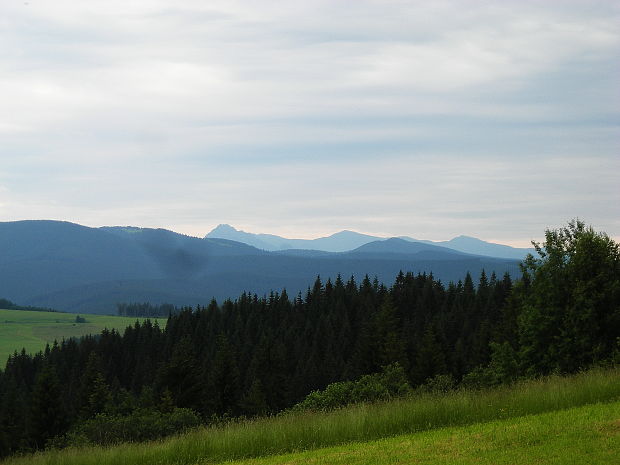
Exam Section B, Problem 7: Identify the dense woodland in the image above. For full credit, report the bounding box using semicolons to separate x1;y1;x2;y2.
116;302;177;318
0;299;57;313
0;220;618;457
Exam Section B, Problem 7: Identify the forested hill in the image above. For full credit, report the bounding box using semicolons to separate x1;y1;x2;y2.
1;221;618;458
0;220;519;314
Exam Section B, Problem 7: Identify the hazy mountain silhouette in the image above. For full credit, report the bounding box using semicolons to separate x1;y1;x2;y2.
346;238;473;259
399;235;533;260
206;224;381;252
1;220;521;314
206;224;532;259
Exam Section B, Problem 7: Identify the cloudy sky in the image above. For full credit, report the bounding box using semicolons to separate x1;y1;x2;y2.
1;0;618;246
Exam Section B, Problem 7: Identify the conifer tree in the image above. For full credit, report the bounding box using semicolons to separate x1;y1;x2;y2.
374;296;409;370
79;352;112;419
412;326;447;384
208;335;241;416
158;336;204;412
239;379;268;417
28;365;66;449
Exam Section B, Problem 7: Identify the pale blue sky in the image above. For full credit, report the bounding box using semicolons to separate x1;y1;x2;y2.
1;0;618;246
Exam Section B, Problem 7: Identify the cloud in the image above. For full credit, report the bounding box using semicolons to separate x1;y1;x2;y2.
0;0;618;244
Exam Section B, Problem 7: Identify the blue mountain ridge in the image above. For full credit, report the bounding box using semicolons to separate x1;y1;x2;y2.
206;224;533;259
1;220;521;314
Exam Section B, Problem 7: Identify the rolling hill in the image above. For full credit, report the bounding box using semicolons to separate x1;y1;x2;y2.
1;220;521;314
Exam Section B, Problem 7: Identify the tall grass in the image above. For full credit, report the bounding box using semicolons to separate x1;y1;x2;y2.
5;366;620;465
223;401;620;465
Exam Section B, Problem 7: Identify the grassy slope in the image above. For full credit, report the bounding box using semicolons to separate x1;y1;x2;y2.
0;309;167;365
224;401;620;465
4;367;619;465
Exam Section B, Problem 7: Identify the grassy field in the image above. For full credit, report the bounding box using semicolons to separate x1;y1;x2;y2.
0;308;167;365
225;401;620;465
4;367;619;465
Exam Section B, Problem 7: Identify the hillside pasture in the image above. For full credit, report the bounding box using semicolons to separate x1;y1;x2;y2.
223;400;620;465
0;309;166;365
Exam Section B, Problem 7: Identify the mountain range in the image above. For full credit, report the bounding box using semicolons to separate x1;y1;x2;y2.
1;220;524;314
206;224;533;259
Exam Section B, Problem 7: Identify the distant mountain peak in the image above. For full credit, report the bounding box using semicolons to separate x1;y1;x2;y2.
211;224;238;232
206;224;245;239
203;224;532;258
449;235;483;242
384;237;408;243
329;230;372;238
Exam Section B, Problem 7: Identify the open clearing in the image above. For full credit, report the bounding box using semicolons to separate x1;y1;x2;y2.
0;308;166;365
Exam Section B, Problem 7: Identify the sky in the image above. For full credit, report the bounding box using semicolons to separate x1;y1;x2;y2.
1;0;618;247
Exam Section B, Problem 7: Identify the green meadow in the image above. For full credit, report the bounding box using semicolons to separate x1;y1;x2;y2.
4;367;619;465
224;401;620;465
0;308;167;365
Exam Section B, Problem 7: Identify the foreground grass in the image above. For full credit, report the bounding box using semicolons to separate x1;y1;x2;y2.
4;367;619;465
223;400;620;465
0;308;167;365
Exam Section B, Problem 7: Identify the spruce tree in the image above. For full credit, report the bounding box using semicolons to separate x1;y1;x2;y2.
28;365;67;449
208;335;241;416
158;336;204;412
79;352;112;419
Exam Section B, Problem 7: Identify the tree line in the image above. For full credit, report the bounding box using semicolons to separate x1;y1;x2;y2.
0;220;618;457
0;298;57;313
116;302;177;318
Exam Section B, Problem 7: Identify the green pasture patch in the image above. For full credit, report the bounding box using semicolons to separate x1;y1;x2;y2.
0;309;166;365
